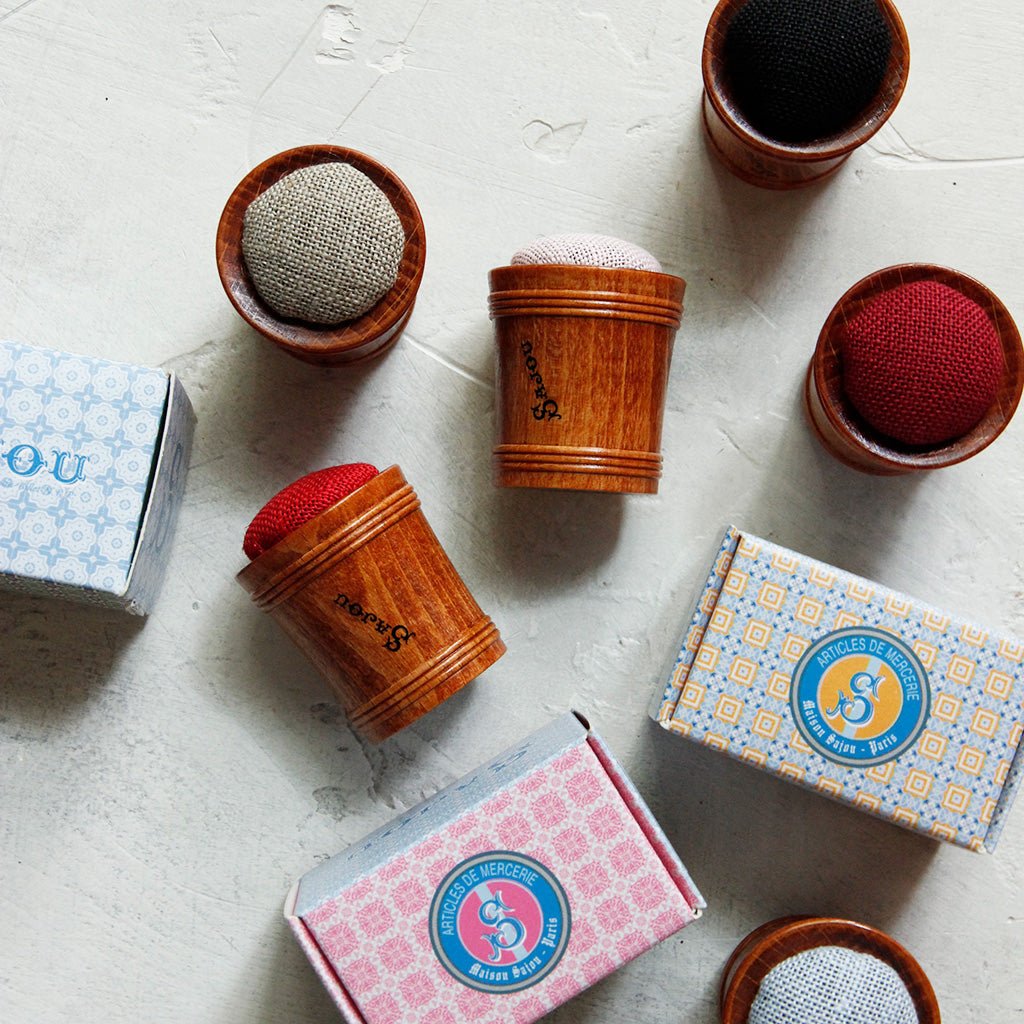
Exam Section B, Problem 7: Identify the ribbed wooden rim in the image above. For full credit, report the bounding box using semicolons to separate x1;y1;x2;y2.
702;0;910;160
700;94;848;189
807;263;1024;473
489;264;684;325
350;617;503;731
489;285;683;328
237;466;414;606
493;444;662;480
720;917;940;1024
216;144;426;364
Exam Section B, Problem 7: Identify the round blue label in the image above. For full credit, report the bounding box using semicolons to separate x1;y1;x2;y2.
790;627;930;767
428;851;571;993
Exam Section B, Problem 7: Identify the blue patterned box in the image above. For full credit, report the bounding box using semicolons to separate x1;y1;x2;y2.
0;341;194;614
652;527;1024;852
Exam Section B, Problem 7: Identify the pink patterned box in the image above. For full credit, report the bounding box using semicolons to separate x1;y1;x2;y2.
286;712;705;1024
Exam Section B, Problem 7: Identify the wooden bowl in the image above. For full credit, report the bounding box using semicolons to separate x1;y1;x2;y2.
216;145;426;366
702;0;910;189
805;264;1024;474
237;465;505;742
720;916;940;1023
489;263;685;494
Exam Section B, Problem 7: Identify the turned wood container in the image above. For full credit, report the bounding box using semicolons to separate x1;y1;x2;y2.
806;264;1024;474
237;466;505;742
489;264;685;494
702;0;910;189
216;145;426;365
720;916;940;1024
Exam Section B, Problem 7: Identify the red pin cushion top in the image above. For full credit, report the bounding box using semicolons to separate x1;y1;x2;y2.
244;463;379;559
839;280;1005;447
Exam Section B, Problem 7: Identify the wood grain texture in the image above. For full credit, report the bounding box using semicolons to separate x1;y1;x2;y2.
216;145;426;365
489;264;685;494
237;466;504;741
701;0;910;188
805;264;1024;474
720;916;941;1023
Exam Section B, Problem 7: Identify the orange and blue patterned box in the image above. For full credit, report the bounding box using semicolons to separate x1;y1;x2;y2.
652;527;1024;852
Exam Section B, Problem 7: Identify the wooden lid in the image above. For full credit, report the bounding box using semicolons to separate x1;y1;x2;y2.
216;145;426;365
720;916;940;1023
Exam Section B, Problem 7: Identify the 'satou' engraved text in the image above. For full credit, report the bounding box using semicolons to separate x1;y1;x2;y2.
333;593;415;652
519;341;561;421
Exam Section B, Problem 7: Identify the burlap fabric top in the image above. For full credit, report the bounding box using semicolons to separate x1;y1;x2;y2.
241;162;406;325
749;946;919;1024
840;280;1004;447
723;0;893;143
511;233;662;272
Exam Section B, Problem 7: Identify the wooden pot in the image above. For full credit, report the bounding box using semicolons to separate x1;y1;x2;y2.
720;916;940;1023
805;264;1024;474
216;145;426;366
237;466;505;742
489;264;685;494
702;0;910;189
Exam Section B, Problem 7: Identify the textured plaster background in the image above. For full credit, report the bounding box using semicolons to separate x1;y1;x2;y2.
1;1;1023;1021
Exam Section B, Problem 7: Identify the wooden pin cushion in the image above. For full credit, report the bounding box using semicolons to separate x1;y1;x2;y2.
216;145;426;366
489;264;685;494
805;264;1024;474
720;916;940;1024
237;465;505;742
701;0;910;189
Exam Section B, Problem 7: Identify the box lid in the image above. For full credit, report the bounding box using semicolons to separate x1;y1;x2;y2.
0;340;170;597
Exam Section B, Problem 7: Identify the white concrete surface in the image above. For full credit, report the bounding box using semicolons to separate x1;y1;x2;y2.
1;1;1022;1021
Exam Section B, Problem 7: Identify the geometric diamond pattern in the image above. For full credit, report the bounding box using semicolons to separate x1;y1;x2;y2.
656;526;1024;853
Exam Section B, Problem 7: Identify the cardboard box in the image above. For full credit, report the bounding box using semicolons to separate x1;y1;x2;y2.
286;711;704;1024
652;527;1024;852
0;340;195;614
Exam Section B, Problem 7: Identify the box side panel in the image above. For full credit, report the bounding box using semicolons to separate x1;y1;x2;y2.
651;526;740;727
585;729;705;913
295;712;587;917
984;719;1024;852
285;885;367;1024
122;374;196;615
0;570;124;609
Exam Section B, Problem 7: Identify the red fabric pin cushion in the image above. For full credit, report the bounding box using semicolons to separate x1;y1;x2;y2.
244;463;379;559
839;280;1005;447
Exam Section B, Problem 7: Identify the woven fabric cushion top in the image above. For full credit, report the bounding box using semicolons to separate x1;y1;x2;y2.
244;463;379;559
723;0;893;143
511;233;662;272
241;162;406;325
749;946;919;1024
840;280;1004;447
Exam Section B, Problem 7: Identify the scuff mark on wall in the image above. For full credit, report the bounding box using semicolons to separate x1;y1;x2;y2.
867;122;1024;168
368;40;413;74
312;786;350;820
315;3;360;64
522;119;587;162
0;0;40;27
577;1;663;64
